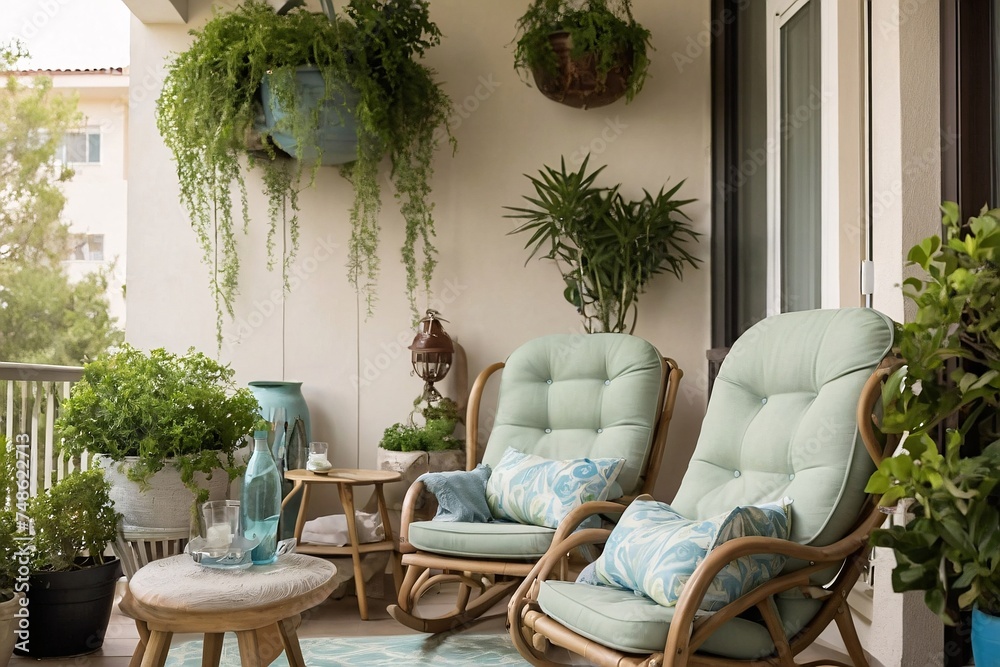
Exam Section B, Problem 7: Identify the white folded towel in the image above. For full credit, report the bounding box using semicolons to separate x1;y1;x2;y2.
301;512;385;546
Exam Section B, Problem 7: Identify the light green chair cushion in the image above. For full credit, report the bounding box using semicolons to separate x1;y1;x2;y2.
538;580;822;658
671;308;893;551
408;521;554;558
482;334;664;498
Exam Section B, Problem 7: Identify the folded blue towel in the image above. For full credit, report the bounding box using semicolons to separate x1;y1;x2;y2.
418;463;493;523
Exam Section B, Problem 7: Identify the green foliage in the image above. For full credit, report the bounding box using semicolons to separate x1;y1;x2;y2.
379;397;463;452
0;436;20;595
505;155;700;333
0;264;123;365
0;41;79;267
513;0;651;103
867;203;1000;621
56;345;259;504
156;0;454;344
0;43;120;365
27;469;120;572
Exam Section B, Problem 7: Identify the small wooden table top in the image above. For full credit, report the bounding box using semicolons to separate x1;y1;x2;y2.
282;467;403;620
283;468;401;485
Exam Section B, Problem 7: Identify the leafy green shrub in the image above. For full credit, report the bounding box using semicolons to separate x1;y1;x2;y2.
0;435;20;596
379;398;463;452
27;469;120;572
867;203;1000;621
56;344;259;503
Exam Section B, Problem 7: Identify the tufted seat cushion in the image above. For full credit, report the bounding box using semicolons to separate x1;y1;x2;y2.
538;580;822;658
481;333;665;498
671;308;894;552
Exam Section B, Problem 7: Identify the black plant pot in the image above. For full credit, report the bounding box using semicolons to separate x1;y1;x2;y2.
13;557;121;658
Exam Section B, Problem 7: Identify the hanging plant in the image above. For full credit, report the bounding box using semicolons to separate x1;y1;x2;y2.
156;0;454;344
513;0;652;108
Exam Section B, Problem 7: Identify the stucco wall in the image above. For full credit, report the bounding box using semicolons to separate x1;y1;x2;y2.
125;0;713;499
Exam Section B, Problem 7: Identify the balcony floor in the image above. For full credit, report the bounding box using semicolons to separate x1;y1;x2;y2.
9;575;853;666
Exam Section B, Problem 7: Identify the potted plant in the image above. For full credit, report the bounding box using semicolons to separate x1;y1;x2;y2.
156;0;454;343
377;397;465;511
505;155;701;333
866;203;1000;665
14;469;121;658
56;344;259;531
513;0;652;108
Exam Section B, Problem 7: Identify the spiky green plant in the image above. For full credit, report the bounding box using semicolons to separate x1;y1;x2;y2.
505;155;700;333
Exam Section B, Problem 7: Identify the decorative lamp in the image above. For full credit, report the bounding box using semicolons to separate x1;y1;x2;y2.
409;310;454;402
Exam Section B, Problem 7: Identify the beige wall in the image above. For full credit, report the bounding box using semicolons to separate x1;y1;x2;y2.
126;0;714;499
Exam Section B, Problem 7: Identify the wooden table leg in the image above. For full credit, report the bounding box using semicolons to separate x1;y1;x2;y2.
278;615;306;667
289;480;309;542
201;633;225;667
376;482;405;595
235;630;263;667
130;620;150;667
255;622;285;665
337;482;368;620
140;629;173;667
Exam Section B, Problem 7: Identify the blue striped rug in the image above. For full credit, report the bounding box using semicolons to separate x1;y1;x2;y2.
163;633;531;666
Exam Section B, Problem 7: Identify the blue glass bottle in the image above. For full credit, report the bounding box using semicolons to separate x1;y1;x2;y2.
241;430;282;565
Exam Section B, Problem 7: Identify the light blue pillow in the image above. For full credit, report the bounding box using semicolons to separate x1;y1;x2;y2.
590;495;791;611
485;447;625;529
418;464;492;523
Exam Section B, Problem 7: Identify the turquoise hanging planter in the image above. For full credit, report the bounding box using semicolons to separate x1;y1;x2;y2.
973;607;1000;667
258;66;360;165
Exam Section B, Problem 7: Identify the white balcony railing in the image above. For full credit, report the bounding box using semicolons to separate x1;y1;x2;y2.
0;362;86;497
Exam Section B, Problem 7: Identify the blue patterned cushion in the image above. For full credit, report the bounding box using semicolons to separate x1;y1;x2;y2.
589;496;791;611
418;464;492;523
485;447;625;529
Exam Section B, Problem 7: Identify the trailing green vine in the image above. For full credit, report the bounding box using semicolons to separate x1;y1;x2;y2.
156;0;454;343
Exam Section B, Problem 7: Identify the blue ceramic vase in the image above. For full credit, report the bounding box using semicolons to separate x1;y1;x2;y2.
973;607;1000;667
248;381;311;444
248;381;312;540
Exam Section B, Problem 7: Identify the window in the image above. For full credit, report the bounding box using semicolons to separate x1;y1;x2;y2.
711;0;866;349
57;129;101;164
69;234;105;261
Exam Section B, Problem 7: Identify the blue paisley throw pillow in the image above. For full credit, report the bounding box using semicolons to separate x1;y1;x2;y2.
590;494;791;611
485;447;625;529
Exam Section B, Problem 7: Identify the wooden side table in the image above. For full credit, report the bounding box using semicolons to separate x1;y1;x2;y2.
119;553;337;667
281;468;403;620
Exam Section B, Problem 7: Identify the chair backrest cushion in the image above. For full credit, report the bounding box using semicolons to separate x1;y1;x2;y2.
483;334;665;497
671;308;894;546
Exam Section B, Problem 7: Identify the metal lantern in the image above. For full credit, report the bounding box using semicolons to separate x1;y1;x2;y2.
409;310;454;402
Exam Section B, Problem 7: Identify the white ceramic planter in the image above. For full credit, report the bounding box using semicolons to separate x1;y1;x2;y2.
0;593;22;667
376;448;466;510
93;455;231;532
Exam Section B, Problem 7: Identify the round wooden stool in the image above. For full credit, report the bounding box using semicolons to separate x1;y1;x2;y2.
119;553;338;667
